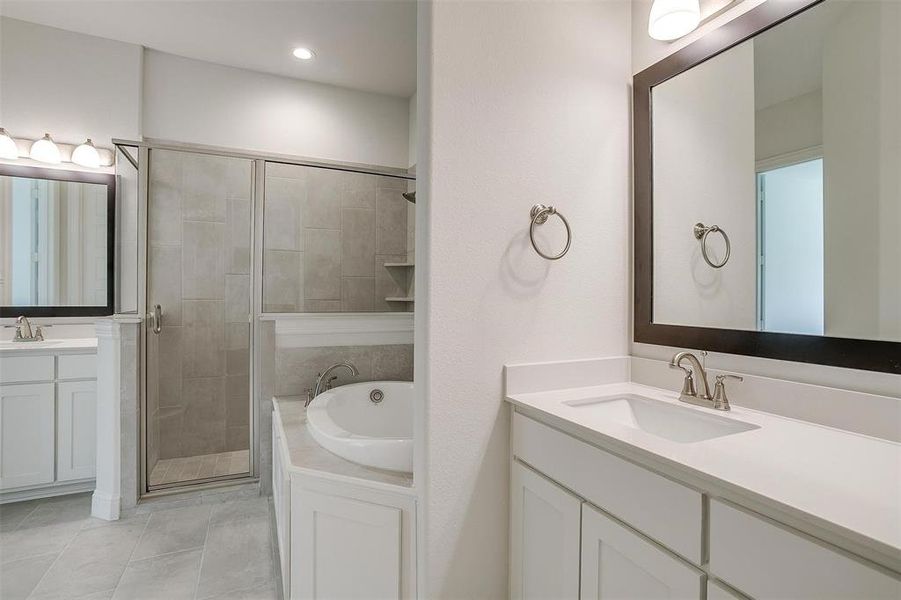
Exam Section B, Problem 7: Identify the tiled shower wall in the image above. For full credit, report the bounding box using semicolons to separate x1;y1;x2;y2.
147;149;253;466
262;162;413;312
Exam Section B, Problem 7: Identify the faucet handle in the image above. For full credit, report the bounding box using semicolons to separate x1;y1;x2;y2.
712;374;742;410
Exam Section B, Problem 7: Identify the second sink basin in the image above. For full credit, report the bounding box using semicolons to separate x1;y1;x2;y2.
564;393;760;443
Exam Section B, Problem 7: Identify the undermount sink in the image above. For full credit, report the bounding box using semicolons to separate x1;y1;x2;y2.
563;393;760;443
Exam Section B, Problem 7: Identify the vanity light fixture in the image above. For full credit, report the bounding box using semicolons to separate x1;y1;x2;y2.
29;133;61;164
292;47;315;60
648;0;701;41
71;138;101;168
0;128;18;159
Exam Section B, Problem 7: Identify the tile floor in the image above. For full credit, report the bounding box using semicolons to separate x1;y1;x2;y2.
0;491;280;600
149;451;250;486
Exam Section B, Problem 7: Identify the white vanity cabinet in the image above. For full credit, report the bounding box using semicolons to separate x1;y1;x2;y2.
0;347;98;501
509;410;900;600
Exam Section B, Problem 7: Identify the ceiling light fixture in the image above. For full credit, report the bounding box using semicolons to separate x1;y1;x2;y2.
0;128;18;160
292;47;315;60
30;133;61;164
648;0;701;41
71;138;101;168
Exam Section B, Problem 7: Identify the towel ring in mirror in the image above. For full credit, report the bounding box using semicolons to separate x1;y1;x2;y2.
694;222;730;269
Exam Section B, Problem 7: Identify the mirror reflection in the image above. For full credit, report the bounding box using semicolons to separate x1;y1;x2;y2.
0;174;110;308
651;0;900;342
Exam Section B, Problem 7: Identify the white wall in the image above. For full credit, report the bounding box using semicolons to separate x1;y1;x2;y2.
407;91;417;168
0;17;143;145
142;50;411;169
652;41;757;330
755;90;822;161
822;0;900;342
418;1;631;596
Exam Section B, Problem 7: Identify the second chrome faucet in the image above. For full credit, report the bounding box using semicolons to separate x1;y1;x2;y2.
669;351;742;411
305;361;359;407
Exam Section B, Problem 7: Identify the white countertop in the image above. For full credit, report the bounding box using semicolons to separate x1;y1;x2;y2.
0;337;97;356
506;382;901;572
273;396;414;490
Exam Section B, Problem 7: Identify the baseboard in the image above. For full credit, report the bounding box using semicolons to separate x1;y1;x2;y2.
91;490;121;520
0;480;95;504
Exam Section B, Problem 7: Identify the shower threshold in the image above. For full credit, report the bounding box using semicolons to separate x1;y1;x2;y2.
149;450;250;486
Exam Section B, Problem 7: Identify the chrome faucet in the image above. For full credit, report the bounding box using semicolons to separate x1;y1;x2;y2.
6;316;46;342
305;361;359;407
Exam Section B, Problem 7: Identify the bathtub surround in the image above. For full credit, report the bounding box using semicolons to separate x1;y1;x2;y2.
262;162;413;313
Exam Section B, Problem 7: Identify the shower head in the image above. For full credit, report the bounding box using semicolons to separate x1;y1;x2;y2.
402;191;416;203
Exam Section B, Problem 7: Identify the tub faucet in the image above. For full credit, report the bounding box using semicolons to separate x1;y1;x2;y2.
307;361;359;407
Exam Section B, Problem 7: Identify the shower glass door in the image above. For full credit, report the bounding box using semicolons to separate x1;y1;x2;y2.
145;148;254;489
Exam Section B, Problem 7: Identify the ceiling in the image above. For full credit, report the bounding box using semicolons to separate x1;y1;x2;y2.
0;0;417;98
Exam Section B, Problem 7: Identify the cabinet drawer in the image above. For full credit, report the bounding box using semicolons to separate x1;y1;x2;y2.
512;412;703;563
58;354;97;380
709;499;900;599
0;355;54;384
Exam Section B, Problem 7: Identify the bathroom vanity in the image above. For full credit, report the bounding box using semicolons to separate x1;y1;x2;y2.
271;396;417;600
506;379;900;599
0;339;98;502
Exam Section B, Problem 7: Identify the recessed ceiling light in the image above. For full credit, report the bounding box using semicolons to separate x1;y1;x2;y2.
292;47;315;60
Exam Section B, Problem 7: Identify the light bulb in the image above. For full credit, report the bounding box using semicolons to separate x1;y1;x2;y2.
30;133;61;164
292;47;315;60
72;138;101;168
648;0;701;41
0;128;18;159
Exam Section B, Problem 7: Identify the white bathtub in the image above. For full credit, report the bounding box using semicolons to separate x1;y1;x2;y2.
305;381;413;473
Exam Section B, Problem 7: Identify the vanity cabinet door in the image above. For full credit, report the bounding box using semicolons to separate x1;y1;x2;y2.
510;460;581;600
56;380;97;481
0;383;55;489
581;503;704;600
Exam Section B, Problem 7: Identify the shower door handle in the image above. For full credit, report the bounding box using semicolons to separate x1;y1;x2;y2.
151;304;162;334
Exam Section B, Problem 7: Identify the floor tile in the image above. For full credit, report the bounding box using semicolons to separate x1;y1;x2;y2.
0;520;83;564
200;581;280;600
112;548;203;600
0;552;57;600
0;499;40;531
17;493;93;530
195;515;274;599
29;518;146;600
131;504;211;560
209;498;270;526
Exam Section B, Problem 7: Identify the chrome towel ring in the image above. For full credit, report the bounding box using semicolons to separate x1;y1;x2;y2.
529;204;572;260
694;222;730;268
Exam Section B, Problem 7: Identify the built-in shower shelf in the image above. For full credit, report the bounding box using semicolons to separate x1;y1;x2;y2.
385;297;415;302
383;262;415;268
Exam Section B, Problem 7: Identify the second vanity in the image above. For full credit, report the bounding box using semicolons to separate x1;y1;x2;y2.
506;367;901;599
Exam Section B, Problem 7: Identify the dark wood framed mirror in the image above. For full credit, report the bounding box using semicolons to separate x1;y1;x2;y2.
0;163;116;318
633;0;901;374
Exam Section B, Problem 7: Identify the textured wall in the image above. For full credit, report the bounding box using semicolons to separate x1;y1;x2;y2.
418;1;632;596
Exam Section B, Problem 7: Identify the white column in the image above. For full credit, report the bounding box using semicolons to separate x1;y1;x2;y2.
92;315;141;520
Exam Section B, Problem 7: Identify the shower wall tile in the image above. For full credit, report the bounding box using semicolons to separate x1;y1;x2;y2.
341;208;376;276
303;300;342;312
158;406;186;461
264;177;305;252
181;377;227;457
263;250;303;312
181;154;228;222
304;229;341;300
226;375;250;428
225;274;250;323
157;326;184;382
148;187;183;246
149;246;183;326
375;254;410;312
342;277;375;311
183;221;226;300
376;186;408;255
305;169;342;229
158;376;182;411
227;197;252;275
183;300;226;377
343;172;377;209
